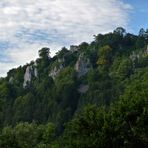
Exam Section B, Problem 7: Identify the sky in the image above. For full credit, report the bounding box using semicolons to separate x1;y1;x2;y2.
0;0;147;77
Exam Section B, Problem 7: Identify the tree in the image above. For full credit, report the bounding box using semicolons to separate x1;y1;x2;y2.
139;28;148;39
61;78;148;147
13;93;35;123
39;47;51;59
0;126;18;148
114;27;126;36
14;122;38;148
42;123;56;144
113;57;133;79
139;28;146;37
56;47;69;59
38;47;51;72
97;45;112;68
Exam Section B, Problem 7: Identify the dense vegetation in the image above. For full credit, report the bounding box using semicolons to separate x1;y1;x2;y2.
0;27;148;147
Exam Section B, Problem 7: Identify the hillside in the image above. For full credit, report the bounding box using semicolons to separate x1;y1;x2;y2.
0;27;148;148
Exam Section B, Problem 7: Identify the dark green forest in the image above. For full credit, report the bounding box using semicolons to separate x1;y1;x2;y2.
0;27;148;148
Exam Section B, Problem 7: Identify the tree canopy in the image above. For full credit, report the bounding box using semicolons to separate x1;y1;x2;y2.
0;28;148;147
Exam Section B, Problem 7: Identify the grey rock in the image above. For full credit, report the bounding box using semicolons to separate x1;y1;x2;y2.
23;66;32;88
78;84;89;94
9;77;14;84
49;64;63;80
34;67;38;77
70;45;79;53
75;54;91;77
145;45;148;54
58;58;65;63
33;61;38;77
130;45;148;62
23;65;38;88
34;61;38;66
130;52;139;61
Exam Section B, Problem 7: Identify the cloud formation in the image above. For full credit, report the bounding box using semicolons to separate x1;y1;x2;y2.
0;0;132;76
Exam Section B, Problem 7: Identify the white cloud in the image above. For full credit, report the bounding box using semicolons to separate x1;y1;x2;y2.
0;0;132;77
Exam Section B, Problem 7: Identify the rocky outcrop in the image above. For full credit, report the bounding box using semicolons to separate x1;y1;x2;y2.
145;45;148;55
78;84;89;94
130;45;148;62
9;76;14;84
49;64;63;80
33;62;38;77
130;52;140;61
70;45;79;53
34;67;38;77
130;46;148;69
23;65;38;88
75;54;91;77
58;58;65;63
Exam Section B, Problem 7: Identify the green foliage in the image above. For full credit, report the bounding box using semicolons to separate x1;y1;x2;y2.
0;28;148;147
42;123;55;143
111;57;133;79
14;122;38;148
37;47;51;75
0;81;10;99
39;47;50;59
114;27;126;36
97;45;112;67
56;47;69;59
0;122;56;148
13;93;35;123
61;75;148;147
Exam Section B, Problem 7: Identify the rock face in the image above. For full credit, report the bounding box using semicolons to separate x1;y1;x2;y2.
49;64;63;80
130;45;148;62
78;84;89;94
23;65;38;88
129;46;148;69
145;45;148;54
130;52;140;61
70;45;79;53
75;54;91;77
34;62;38;77
34;67;38;77
9;77;14;84
58;58;65;63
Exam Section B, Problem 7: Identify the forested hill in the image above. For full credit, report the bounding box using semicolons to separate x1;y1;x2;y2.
0;27;148;148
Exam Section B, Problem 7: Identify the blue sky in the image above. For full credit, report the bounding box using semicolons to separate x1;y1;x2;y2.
0;0;147;77
125;0;148;33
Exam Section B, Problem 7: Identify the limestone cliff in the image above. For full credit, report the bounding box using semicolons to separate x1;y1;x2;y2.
75;54;91;77
49;65;63;80
23;65;38;88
